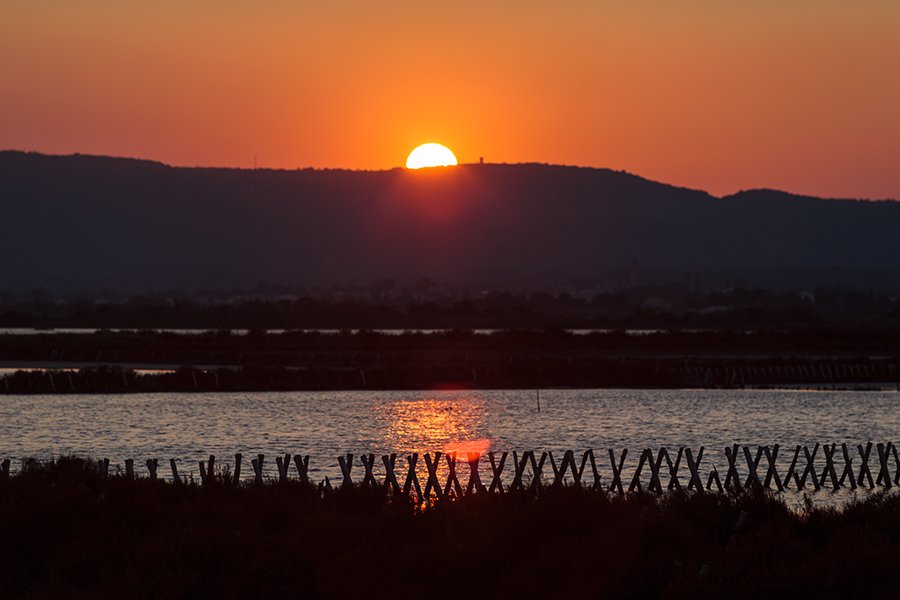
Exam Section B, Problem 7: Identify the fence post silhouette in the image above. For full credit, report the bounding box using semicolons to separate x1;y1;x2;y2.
684;448;704;492
5;441;898;498
762;446;783;492
608;448;627;495
465;453;486;494
800;445;821;491
629;449;649;492
403;453;423;501
580;449;601;489
857;443;875;488
723;445;742;491
251;454;265;485
488;451;507;493
444;453;463;497
423;452;443;499
665;448;683;491
359;454;378;488
291;454;309;485
337;453;354;489
382;454;401;494
784;446;802;489
510;451;528;492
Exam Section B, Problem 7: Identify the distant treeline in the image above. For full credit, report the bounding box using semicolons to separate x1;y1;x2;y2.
2;329;900;392
2;284;899;330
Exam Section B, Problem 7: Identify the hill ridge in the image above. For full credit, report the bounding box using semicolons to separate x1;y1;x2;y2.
2;151;899;293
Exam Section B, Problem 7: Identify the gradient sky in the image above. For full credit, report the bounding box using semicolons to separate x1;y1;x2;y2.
2;0;898;199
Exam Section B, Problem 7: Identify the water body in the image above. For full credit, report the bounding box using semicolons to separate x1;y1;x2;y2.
2;389;898;506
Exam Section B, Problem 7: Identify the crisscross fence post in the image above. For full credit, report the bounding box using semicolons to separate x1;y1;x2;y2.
838;444;856;490
403;453;423;501
742;446;764;489
547;451;560;485
359;454;378;488
875;443;893;489
146;458;158;481
665;447;683;491
509;451;529;492
293;455;310;485
381;454;401;494
488;451;507;493
337;453;354;489
444;453;463;497
608;448;627;495
647;449;665;494
548;451;579;486
742;446;762;489
762;446;783;492
628;449;650;493
684;447;704;493
423;452;444;499
783;446;802;489
580;449;600;490
251;454;265;485
169;458;181;484
275;453;292;483
530;452;548;492
723;445;742;492
465;453;486;495
563;450;580;486
799;445;821;491
820;444;840;489
233;453;242;485
857;443;875;488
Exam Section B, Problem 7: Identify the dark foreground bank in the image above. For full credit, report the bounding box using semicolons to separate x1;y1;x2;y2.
2;457;899;599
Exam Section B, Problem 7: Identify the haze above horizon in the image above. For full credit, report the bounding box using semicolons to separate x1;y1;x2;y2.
2;1;898;200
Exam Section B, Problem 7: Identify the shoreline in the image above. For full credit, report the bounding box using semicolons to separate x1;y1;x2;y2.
1;329;898;393
1;362;897;394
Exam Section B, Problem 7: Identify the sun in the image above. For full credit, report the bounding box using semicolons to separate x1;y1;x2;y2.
406;143;458;169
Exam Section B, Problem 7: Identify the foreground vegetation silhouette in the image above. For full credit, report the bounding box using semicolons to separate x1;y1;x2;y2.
2;456;899;599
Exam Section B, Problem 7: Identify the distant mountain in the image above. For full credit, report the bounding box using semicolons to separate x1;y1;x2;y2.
1;151;899;293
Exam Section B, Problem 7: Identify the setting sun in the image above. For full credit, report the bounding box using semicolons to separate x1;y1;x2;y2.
406;143;458;169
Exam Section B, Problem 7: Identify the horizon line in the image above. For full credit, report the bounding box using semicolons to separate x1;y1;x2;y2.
1;148;895;203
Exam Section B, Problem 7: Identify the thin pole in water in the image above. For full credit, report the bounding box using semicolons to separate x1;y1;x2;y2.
537;389;540;412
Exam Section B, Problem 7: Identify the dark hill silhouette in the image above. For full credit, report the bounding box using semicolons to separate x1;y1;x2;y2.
1;151;898;293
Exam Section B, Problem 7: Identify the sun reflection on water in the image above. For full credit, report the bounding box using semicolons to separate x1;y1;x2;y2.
378;395;493;456
373;394;497;492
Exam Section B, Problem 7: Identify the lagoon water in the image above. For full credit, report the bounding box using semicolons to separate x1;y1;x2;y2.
2;389;898;505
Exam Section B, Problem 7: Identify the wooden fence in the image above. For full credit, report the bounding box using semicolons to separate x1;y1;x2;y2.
2;443;898;499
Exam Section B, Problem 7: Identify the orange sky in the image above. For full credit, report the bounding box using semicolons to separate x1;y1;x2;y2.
2;1;899;199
